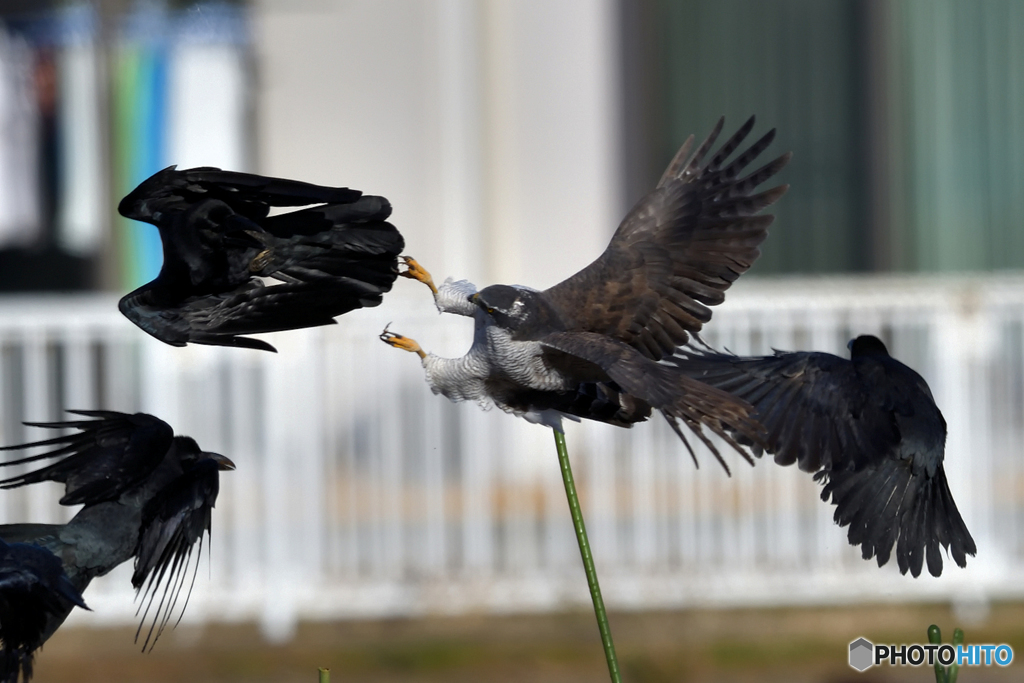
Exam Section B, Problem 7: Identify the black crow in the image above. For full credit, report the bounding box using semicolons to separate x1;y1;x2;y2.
383;117;789;467
676;335;976;577
118;166;405;351
0;411;234;655
0;539;88;683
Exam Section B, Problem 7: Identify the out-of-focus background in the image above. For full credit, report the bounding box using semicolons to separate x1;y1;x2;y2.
0;0;1023;681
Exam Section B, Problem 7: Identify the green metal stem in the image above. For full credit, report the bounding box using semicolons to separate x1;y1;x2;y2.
553;428;622;683
318;667;330;683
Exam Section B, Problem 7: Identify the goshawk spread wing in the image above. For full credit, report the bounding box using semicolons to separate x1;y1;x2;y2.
543;116;789;361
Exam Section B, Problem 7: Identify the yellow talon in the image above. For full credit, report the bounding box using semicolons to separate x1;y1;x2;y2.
399;256;438;295
379;325;426;359
249;248;273;273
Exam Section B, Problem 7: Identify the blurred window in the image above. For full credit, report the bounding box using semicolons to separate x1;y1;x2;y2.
622;0;1024;274
0;1;251;292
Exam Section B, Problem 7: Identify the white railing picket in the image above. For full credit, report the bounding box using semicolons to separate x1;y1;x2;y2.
0;275;1018;638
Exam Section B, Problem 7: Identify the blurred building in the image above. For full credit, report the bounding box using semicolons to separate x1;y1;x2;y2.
0;0;249;291
630;0;1024;275
0;1;1023;291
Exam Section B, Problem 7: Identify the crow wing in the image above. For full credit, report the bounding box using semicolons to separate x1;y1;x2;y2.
118;165;362;223
678;349;976;577
677;351;882;472
0;411;173;507
120;279;383;352
0;540;87;612
542;117;790;361
132;458;220;651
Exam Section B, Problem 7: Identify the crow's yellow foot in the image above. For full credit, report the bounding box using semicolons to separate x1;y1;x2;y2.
399;256;438;294
249;248;273;272
379;325;426;359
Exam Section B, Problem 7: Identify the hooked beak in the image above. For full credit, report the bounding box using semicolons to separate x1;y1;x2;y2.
206;452;237;471
469;293;479;304
846;338;854;351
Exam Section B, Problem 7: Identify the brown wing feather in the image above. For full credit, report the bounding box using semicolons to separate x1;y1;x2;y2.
542;116;791;360
538;331;765;473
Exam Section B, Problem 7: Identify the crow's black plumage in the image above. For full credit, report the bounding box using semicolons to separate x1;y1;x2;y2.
0;539;88;683
0;410;173;506
131;455;222;650
384;117;789;468
118;166;405;351
0;411;234;657
677;335;976;577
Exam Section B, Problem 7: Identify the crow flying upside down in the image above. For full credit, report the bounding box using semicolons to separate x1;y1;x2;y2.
676;335;976;577
0;410;235;664
382;117;790;468
119;166;405;351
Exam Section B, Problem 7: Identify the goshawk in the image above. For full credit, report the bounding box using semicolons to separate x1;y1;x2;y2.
382;117;790;469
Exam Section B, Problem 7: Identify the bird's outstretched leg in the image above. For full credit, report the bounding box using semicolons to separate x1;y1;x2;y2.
399;256;438;295
379;325;426;359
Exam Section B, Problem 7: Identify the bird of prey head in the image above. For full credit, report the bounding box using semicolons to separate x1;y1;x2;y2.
471;285;562;339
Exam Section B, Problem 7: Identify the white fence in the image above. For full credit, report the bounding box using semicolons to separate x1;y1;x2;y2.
2;273;1024;641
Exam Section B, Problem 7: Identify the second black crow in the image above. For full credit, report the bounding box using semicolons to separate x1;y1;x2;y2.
677;335;976;577
0;411;234;657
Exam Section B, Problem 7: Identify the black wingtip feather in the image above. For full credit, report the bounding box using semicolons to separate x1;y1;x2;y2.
132;457;224;651
706;116;756;172
819;461;974;577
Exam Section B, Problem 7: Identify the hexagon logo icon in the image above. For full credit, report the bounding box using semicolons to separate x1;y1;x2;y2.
849;637;874;671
